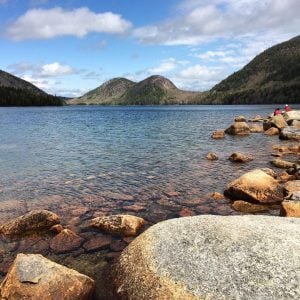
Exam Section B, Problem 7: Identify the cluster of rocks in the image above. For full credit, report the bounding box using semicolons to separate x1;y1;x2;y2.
0;209;145;299
209;110;300;217
211;111;300;140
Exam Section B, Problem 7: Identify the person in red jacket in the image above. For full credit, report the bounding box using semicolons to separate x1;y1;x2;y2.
284;104;291;112
274;108;282;116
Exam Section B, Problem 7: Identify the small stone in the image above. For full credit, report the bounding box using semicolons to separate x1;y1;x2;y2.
210;192;224;201
90;215;145;237
229;152;253;163
211;130;225;139
178;208;195;217
206;152;218;160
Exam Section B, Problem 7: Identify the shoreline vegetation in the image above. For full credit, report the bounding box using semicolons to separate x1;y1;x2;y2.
0;109;299;299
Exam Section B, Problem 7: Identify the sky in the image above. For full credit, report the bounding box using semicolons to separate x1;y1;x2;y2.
0;0;299;97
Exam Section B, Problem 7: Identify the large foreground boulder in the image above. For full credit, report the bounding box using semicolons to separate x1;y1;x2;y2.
0;210;60;237
112;215;300;299
224;169;284;203
90;214;145;237
0;253;94;299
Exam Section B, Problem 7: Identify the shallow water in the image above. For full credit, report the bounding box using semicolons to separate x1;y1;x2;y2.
0;105;299;297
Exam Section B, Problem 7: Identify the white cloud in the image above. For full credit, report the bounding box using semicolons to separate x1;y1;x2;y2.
134;0;300;46
165;64;230;91
179;65;224;80
7;7;132;40
148;58;178;74
41;62;75;76
8;61;77;78
21;74;53;90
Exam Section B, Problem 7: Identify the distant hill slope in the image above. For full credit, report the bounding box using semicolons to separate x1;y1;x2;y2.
0;69;63;106
68;75;200;105
202;36;300;104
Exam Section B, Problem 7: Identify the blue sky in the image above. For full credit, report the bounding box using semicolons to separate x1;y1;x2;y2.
0;0;299;97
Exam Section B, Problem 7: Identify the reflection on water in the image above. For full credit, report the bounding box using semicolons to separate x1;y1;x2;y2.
0;105;298;297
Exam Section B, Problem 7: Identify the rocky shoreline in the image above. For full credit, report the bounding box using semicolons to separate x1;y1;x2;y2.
0;110;299;299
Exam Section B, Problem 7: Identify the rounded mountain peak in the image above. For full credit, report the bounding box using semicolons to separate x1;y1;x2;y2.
140;75;178;90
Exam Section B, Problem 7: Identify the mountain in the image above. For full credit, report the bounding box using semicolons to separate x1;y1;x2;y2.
69;77;135;105
202;35;300;104
69;36;300;106
0;69;63;106
68;75;200;105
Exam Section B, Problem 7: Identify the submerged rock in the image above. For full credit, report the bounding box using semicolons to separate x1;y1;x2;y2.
224;169;284;203
211;130;225;139
232;200;269;213
83;234;112;252
50;229;84;253
206;152;218;160
229;152;253;163
112;215;300;299
90;214;145;237
0;253;94;299
0;210;60;238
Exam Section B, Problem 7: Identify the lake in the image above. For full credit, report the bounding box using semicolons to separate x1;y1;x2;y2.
0;105;298;223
